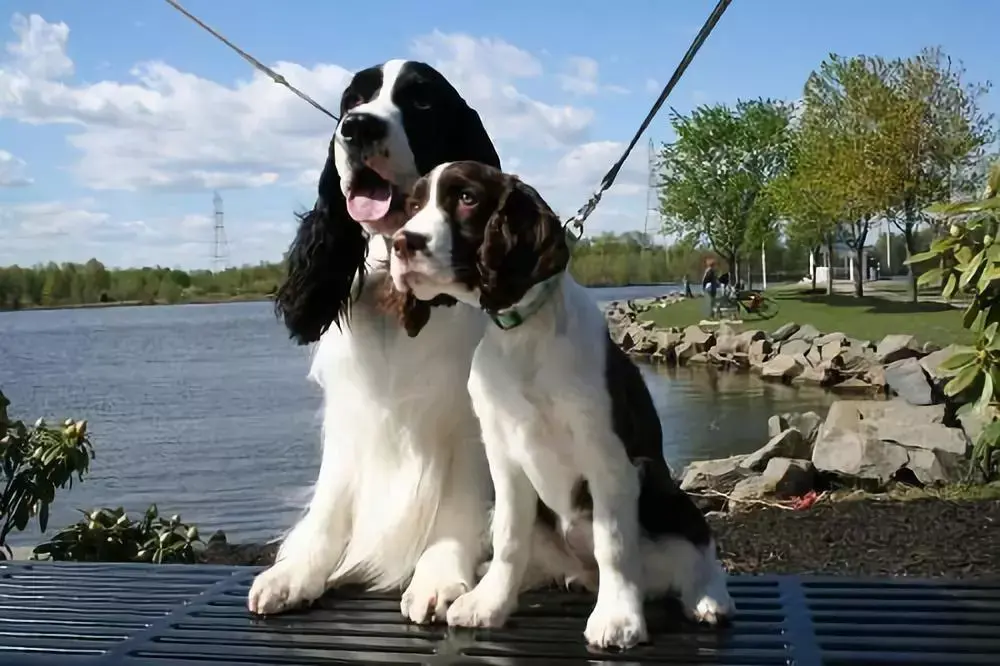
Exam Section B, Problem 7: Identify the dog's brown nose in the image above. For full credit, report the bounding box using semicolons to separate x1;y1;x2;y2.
392;231;428;258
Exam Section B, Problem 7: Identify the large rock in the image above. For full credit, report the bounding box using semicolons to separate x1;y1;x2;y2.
683;325;716;352
734;329;767;353
875;334;920;364
811;400;968;486
768;411;824;445
771;322;800;342
789;323;822;343
679;455;749;493
730;458;815;501
813;332;847;347
884;357;934;406
779;338;812;357
920;344;963;386
740;428;809;472
821;339;846;361
748;339;772;366
761;354;804;381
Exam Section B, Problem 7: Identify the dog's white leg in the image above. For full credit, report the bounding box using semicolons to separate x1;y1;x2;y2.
446;439;535;629
643;536;734;625
401;437;489;624
576;433;648;650
248;425;352;615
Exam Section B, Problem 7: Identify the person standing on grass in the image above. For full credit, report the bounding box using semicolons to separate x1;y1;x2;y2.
701;258;719;318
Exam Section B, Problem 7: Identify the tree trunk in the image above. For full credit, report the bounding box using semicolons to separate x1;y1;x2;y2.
825;238;835;296
853;244;865;298
903;221;919;304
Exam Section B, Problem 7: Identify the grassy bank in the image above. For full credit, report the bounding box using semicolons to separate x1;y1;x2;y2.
642;285;972;347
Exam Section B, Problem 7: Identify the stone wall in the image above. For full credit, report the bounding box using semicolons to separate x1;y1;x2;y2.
606;296;959;402
604;296;985;510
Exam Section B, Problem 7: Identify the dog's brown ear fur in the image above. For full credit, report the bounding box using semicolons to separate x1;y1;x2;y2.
377;278;432;338
475;175;570;312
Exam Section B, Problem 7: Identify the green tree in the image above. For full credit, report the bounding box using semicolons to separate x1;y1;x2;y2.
882;47;995;302
768;119;843;295
657;98;795;278
798;53;910;298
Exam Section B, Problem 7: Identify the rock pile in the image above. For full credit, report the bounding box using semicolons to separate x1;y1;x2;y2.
606;299;949;400
678;400;975;511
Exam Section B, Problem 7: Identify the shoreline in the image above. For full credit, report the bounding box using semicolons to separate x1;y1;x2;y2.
0;293;274;313
0;282;685;315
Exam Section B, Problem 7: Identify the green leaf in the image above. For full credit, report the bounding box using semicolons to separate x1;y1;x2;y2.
960;250;987;291
904;249;942;265
987;322;1000;345
943;272;959;299
917;266;944;287
945;363;982;397
976;370;996;413
963;300;982;329
956;245;975;266
978;262;1000;292
939;348;978;373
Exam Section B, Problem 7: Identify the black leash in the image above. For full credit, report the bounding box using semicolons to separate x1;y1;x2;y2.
563;0;734;240
162;0;340;123
163;0;733;239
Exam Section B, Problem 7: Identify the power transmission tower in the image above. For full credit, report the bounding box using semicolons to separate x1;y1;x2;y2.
212;190;230;272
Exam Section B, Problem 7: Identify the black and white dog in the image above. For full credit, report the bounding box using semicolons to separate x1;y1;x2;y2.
386;161;735;649
248;61;502;624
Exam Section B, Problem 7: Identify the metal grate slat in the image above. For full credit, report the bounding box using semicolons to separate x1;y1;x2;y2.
1;562;998;665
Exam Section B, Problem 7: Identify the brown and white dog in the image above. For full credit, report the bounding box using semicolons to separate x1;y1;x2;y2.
384;160;734;650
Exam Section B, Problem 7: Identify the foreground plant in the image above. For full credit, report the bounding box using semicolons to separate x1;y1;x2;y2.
0;389;95;560
32;504;202;564
2;389;203;563
907;162;1000;480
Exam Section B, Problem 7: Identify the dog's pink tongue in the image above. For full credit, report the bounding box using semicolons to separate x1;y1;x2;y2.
347;184;392;222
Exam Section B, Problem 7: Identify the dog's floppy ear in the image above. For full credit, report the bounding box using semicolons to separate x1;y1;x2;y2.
274;137;369;345
476;175;570;313
453;103;502;170
377;279;458;338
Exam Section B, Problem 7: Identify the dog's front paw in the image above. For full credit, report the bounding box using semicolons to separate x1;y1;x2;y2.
681;560;735;626
445;583;516;629
584;599;648;650
401;572;470;625
248;560;328;615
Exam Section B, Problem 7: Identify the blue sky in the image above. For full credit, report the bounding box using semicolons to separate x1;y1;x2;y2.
1;0;997;269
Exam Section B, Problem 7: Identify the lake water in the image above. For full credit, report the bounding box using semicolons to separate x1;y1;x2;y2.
0;286;836;547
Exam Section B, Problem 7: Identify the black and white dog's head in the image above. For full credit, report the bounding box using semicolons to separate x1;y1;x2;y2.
387;160;570;333
275;59;501;345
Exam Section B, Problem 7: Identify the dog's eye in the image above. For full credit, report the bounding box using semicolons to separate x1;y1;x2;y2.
458;191;478;207
412;97;431;111
407;199;423;215
342;93;363;111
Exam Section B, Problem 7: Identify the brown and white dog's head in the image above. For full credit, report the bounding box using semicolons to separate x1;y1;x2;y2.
385;160;571;333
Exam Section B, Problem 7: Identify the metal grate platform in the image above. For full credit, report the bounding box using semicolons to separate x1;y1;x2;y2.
1;562;999;665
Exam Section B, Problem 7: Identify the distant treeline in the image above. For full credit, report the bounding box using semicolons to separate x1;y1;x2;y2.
0;229;923;311
0;259;282;310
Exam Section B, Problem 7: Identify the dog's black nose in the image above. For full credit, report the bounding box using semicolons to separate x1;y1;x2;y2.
339;113;387;146
393;231;428;258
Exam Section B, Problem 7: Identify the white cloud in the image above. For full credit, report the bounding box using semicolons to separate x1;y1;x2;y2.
534;140;649;199
0;199;290;268
0;13;651;265
0;149;32;186
558;56;628;96
644;78;660;94
411;32;594;147
0;13;353;191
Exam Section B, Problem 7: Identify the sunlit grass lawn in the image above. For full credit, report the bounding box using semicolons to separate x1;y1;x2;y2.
641;284;972;348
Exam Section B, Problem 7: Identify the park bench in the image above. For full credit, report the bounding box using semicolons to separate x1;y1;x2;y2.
1;561;999;665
